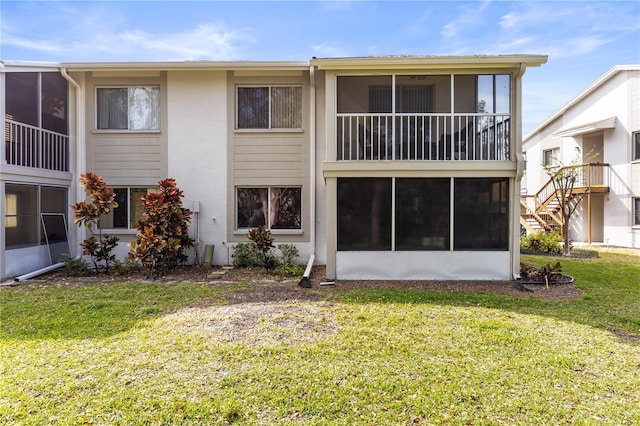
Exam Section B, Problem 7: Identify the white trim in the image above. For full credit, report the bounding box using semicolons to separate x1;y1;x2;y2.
524;65;640;141
551;116;617;137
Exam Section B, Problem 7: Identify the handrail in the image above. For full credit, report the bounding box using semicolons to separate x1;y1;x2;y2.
5;118;69;171
521;163;610;231
336;112;510;161
533;163;610;207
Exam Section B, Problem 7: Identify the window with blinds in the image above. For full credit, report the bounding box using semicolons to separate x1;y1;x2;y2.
96;87;160;130
237;86;302;129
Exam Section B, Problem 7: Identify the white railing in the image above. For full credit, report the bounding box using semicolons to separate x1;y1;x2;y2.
336;113;510;161
5;119;69;171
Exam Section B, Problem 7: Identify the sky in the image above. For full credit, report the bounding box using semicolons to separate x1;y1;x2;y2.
1;0;639;135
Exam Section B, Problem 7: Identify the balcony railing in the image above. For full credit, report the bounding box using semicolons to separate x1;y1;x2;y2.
5;119;69;172
337;113;510;161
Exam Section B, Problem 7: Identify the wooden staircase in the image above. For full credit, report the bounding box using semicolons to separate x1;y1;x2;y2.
521;163;610;235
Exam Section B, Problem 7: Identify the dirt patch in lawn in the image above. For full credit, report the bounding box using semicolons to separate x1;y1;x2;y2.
16;264;583;302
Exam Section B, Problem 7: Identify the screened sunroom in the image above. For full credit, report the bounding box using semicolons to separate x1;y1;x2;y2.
336;74;511;161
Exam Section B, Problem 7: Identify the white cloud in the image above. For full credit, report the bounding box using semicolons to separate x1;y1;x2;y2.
311;43;349;58
3;22;252;61
441;0;492;39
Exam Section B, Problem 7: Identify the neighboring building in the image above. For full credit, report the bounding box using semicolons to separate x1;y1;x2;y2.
522;65;640;248
1;55;547;281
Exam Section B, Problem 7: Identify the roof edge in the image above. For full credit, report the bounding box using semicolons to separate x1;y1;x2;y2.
311;54;548;70
524;64;640;141
61;60;311;71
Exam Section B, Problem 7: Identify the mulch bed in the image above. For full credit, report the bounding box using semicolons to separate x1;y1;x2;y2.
11;264;582;302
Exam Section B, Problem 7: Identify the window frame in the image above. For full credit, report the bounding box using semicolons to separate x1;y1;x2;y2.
98;186;156;232
633;132;640;161
235;186;303;233
95;86;161;132
543;147;560;167
235;85;303;131
634;198;640;227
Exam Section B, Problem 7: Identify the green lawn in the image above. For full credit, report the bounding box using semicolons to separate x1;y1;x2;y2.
1;249;639;425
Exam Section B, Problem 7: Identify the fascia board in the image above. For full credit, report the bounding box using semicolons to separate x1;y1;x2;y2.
551;116;617;138
1;60;62;72
61;60;310;72
311;55;548;70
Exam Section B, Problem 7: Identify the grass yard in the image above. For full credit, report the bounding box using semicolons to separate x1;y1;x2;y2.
1;249;639;425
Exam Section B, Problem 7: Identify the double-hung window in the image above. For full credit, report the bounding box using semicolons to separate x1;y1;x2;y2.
99;187;155;229
97;87;160;130
236;187;302;230
236;86;302;129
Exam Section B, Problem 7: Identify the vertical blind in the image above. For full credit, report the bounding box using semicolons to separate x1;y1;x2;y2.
237;86;301;129
97;87;160;130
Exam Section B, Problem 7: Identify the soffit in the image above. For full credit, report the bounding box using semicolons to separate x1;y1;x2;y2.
551;117;617;137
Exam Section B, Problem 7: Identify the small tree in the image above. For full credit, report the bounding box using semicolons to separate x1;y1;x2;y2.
70;173;120;272
544;151;597;256
247;225;278;274
128;178;194;278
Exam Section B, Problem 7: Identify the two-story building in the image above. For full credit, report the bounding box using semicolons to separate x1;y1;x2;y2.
522;65;640;248
1;55;547;282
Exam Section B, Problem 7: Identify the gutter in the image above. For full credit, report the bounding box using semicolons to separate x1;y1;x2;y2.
299;65;317;288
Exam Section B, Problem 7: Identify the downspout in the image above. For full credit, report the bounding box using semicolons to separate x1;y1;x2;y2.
15;67;83;282
299;65;316;288
513;63;527;280
61;67;85;258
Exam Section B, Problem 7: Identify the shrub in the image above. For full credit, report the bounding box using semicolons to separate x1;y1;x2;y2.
60;253;89;276
278;243;299;266
279;262;305;277
70;173;120;273
232;242;261;268
247;226;278;274
129;178;194;279
520;230;563;254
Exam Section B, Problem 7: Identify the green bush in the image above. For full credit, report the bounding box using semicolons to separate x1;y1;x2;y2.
60;253;89;276
520;230;563;254
232;242;261;268
277;244;299;266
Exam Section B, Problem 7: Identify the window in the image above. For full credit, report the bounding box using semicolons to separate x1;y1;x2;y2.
236;187;301;230
543;147;560;167
99;187;155;229
236;86;302;129
634;198;640;226
97;87;160;130
634;132;640;161
5;194;18;228
454;178;509;250
337;178;392;250
396;178;450;250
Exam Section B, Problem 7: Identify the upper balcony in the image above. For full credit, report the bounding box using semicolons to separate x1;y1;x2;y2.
335;74;512;162
5;117;69;172
3;71;69;173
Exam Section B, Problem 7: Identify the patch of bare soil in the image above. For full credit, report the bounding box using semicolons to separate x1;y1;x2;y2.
20;264;582;302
